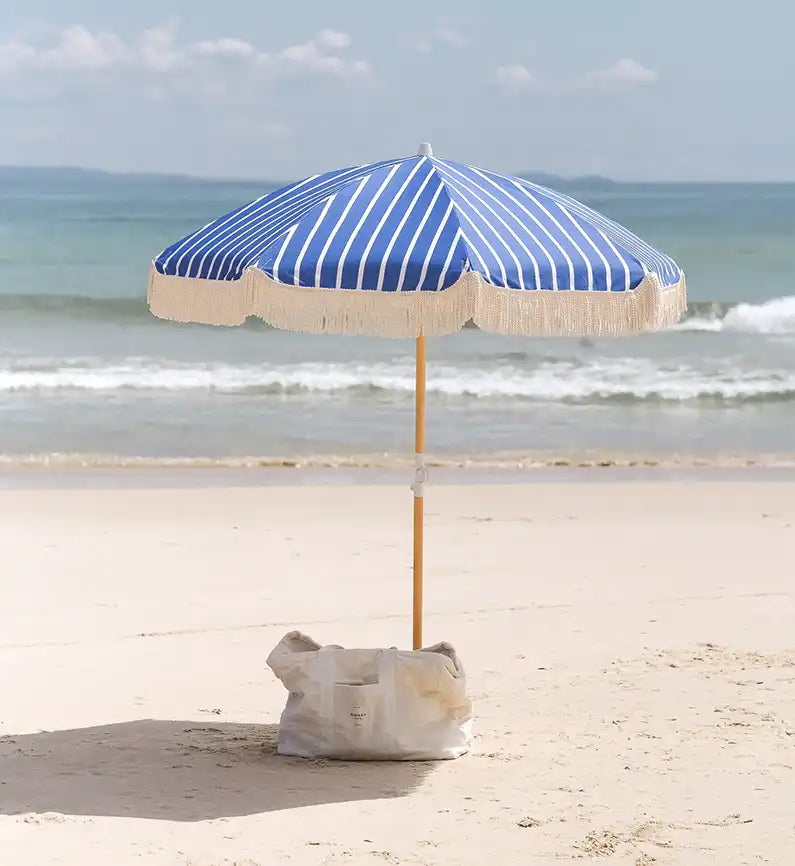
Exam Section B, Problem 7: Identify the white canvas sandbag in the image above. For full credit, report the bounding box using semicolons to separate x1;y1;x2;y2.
266;631;472;760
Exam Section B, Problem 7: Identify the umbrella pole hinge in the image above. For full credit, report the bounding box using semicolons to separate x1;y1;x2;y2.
411;454;429;498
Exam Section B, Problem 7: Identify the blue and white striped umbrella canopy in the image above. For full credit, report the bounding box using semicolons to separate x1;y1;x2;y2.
148;144;685;337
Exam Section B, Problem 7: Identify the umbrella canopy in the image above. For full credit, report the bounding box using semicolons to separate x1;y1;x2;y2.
148;143;685;338
147;143;686;649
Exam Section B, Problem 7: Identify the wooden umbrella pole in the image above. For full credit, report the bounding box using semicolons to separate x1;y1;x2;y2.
412;335;427;650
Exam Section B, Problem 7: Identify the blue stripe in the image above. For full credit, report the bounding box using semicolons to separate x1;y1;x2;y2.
154;154;681;294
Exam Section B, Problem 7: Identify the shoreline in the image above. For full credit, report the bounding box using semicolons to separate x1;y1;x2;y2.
2;449;795;470
3;456;795;489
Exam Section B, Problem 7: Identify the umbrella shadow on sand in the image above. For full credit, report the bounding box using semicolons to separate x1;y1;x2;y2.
0;720;434;821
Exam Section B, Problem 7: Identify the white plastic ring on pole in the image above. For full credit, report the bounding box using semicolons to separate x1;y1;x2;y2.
411;453;429;498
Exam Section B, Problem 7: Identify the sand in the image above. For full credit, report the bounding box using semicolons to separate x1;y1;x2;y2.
1;474;793;865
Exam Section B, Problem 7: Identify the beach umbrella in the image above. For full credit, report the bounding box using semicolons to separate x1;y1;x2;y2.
148;142;686;649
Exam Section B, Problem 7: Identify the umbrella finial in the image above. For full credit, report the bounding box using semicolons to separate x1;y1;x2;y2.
417;141;433;157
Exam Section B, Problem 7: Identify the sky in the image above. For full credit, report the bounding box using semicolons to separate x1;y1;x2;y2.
1;1;793;182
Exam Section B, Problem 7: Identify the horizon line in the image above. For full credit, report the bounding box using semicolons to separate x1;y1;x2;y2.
2;163;794;186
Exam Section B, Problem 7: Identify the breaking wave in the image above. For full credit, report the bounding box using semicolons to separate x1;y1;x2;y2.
676;295;795;334
2;356;795;404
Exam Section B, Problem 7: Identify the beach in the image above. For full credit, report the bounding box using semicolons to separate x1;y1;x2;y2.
3;158;795;866
3;6;795;865
1;470;793;865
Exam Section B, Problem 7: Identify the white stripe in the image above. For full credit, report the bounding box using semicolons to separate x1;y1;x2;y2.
592;226;631;291
376;166;436;291
441;188;506;285
211;184;346;278
436;163;543;288
537;195;615;290
415;201;456;290
197;159;404;281
314;177;369;287
548;188;659;287
466;166;563;289
179;171;326;275
210;167;382;281
436;227;462;291
292;196;337;285
459;230;490;279
335;164;403;288
161;198;266;272
208;195;322;280
356;159;427;291
478;165;665;289
165;190;274;271
169;193;270;274
198;175;352;280
396;181;445;291
512;181;629;291
530;182;638;289
514;175;674;283
434;164;532;289
536;182;660;276
438;174;519;288
514;188;594;289
270;225;298;282
505;180;578;289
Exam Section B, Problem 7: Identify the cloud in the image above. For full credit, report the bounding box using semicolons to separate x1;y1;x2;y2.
0;25;127;72
494;56;657;95
138;19;183;72
0;41;37;73
403;19;470;53
277;31;372;78
318;30;351;50
494;63;535;93
576;58;659;90
42;25;128;70
194;37;255;60
0;20;372;93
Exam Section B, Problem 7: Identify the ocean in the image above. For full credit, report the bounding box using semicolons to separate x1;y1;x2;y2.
2;168;794;466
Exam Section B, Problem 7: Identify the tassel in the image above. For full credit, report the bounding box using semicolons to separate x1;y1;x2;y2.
148;265;687;338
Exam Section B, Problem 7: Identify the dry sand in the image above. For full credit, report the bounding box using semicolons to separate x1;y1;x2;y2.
1;475;793;865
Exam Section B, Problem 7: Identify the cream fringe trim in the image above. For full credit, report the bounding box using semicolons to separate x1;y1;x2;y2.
148;266;687;338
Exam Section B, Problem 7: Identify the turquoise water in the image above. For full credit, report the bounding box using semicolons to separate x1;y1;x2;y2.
1;168;794;463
